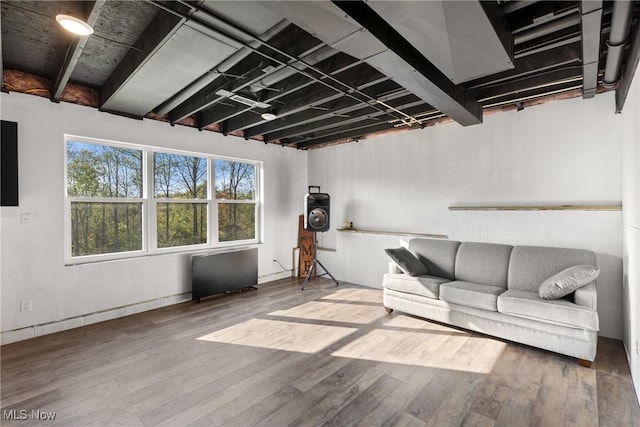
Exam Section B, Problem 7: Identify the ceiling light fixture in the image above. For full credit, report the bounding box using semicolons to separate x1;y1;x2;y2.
55;14;94;36
261;112;277;121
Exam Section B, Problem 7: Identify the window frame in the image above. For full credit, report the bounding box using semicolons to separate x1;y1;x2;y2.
214;158;260;246
64;135;262;265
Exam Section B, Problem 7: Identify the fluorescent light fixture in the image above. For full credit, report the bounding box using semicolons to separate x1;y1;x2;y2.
261;112;277;121
215;89;271;109
55;14;94;36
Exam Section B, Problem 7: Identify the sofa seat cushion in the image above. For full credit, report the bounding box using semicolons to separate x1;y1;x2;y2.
383;273;449;299
497;290;598;331
439;281;506;311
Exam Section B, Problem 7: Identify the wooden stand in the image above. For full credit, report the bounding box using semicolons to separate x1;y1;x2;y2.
298;214;314;278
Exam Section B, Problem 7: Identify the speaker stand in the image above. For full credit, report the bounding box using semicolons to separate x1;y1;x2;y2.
301;233;339;290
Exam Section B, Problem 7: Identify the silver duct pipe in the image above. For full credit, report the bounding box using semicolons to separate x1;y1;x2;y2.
155;19;289;115
502;1;539;15
249;45;338;92
514;13;581;45
603;0;634;86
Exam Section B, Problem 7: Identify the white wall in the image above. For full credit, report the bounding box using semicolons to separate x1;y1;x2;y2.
309;92;624;339
0;92;307;342
621;67;640;401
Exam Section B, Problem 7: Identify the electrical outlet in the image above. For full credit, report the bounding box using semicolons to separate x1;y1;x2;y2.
20;300;32;312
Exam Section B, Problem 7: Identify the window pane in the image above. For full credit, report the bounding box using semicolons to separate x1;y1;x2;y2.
218;203;256;242
157;203;208;248
67;142;142;198
70;202;142;256
154;153;207;199
215;160;255;200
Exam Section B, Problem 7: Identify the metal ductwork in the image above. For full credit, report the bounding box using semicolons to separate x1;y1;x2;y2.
581;1;603;98
502;1;539;15
249;45;338;92
514;12;581;45
155;19;289;115
260;0;503;126
603;0;634;87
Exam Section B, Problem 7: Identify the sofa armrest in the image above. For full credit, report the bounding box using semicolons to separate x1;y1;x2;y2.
388;261;403;274
574;282;597;310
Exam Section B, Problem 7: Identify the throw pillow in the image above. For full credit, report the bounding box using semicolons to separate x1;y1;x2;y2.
384;247;429;277
538;265;600;300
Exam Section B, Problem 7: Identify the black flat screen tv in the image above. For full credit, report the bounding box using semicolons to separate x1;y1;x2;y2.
191;248;258;301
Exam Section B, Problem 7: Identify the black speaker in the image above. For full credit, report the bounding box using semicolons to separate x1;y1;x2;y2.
1;120;18;206
304;192;330;232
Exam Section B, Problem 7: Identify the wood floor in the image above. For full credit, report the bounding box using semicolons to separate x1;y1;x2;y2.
1;278;639;427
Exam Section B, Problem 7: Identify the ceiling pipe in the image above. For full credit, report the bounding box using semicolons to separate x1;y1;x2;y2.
514;13;581;45
154;19;289;115
502;1;540;15
249;45;338;93
603;0;634;87
152;0;406;127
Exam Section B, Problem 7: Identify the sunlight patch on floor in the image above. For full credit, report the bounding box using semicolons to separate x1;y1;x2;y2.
197;318;356;353
331;328;507;374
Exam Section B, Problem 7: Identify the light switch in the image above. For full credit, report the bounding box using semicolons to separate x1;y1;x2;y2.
20;213;31;225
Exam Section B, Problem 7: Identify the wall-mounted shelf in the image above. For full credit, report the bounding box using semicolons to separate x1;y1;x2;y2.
337;228;448;239
449;205;621;211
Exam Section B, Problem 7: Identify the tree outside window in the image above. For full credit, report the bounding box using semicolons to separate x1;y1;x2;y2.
215;159;257;242
67;142;143;256
154;153;207;248
65;138;261;262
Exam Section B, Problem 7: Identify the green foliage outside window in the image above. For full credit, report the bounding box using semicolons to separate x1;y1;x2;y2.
67;142;142;198
66;140;260;259
215;159;256;242
70;202;142;256
154;153;208;248
218;203;256;242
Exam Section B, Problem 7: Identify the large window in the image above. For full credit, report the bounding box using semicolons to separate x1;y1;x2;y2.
65;137;261;262
66;142;143;257
215;159;257;242
154;153;208;248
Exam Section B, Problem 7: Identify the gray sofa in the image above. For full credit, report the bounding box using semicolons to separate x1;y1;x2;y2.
383;238;599;365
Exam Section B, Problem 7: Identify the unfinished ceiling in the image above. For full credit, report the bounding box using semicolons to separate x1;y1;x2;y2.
1;1;639;149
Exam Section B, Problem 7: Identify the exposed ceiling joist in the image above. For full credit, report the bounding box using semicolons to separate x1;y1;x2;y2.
2;0;639;149
168;24;321;124
261;89;412;142
260;0;507;126
292;103;434;149
241;76;395;138
217;54;364;132
52;0;106;101
468;42;582;90
99;7;188;115
580;1;603;98
266;94;425;143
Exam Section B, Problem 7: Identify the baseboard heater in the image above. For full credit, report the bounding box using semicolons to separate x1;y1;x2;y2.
191;248;258;302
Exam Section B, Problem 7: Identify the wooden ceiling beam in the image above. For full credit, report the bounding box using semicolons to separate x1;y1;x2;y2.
51;0;106;101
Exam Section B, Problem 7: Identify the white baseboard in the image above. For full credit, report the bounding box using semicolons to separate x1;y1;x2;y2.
1;292;191;345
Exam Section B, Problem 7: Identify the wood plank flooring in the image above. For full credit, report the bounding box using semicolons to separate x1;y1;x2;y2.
1;278;639;426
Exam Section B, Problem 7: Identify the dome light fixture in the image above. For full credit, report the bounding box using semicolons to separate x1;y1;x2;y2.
55;14;94;36
261;112;277;121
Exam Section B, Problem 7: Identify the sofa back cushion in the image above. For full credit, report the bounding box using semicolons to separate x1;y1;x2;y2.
409;238;460;280
508;246;597;292
454;242;513;287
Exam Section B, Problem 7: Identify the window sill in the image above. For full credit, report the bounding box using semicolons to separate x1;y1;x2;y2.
65;242;260;266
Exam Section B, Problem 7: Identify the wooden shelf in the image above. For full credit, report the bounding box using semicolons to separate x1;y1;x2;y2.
337;228;448;239
449;205;621;211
